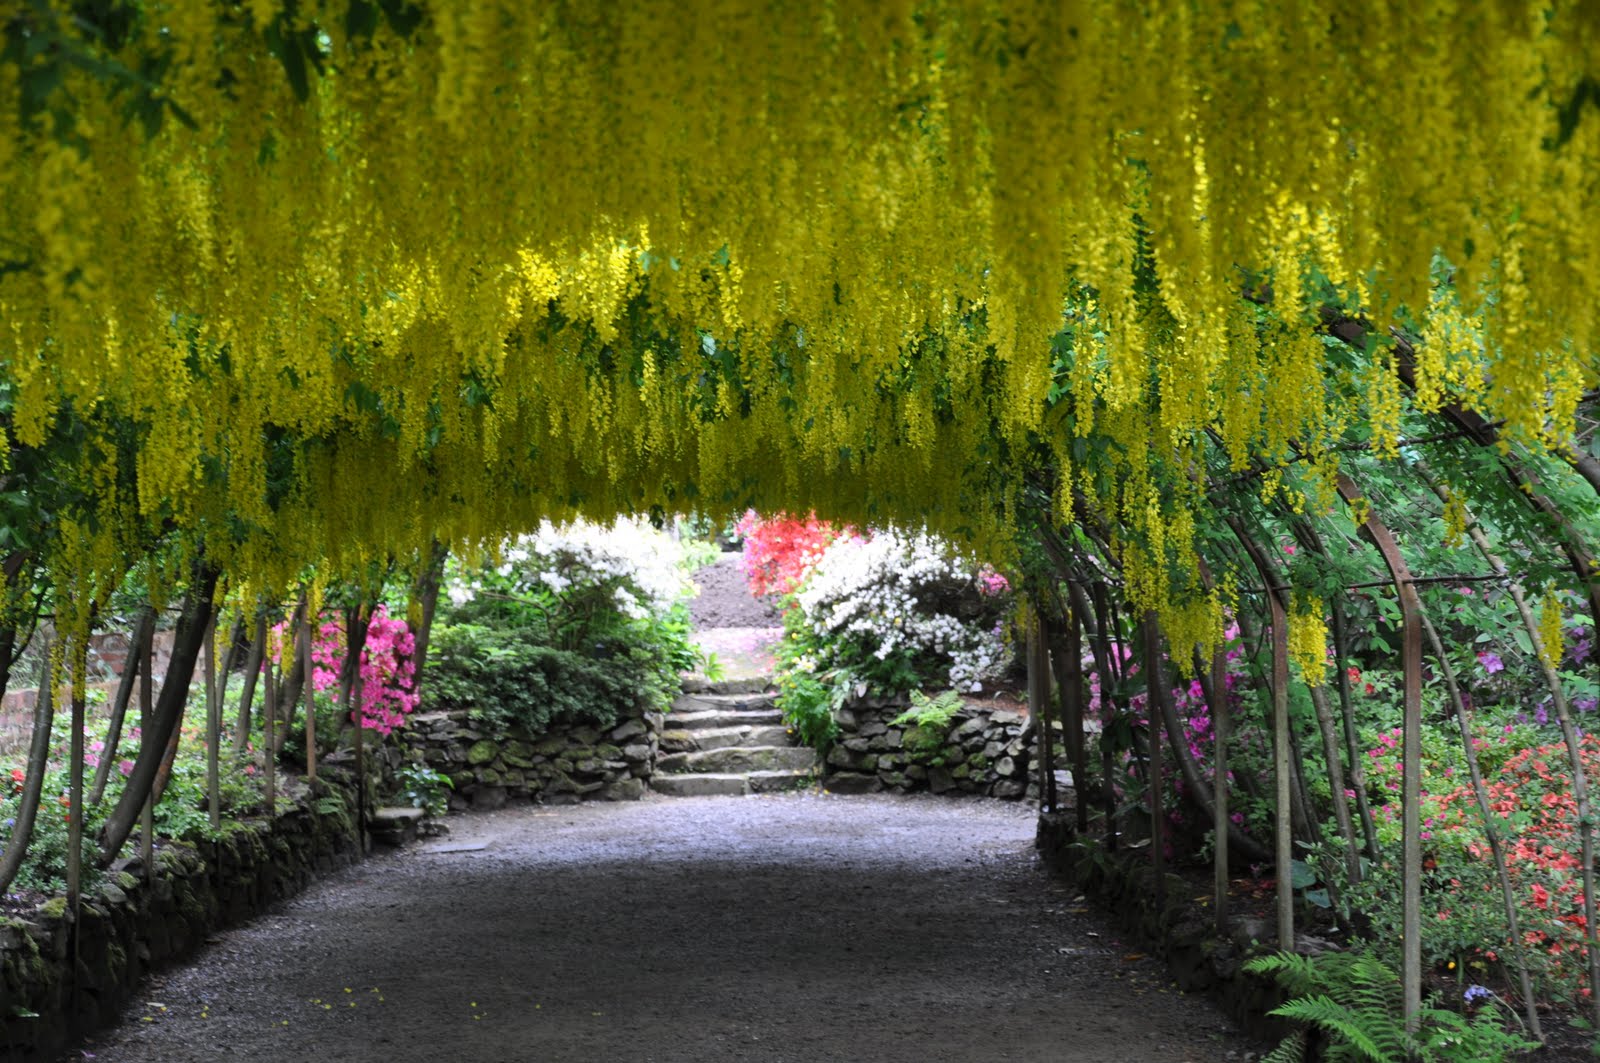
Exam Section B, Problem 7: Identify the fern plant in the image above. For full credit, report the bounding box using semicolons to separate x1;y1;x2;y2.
1244;950;1537;1063
892;689;966;760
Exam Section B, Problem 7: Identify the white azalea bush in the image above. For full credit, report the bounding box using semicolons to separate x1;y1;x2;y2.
776;527;1015;747
428;518;701;734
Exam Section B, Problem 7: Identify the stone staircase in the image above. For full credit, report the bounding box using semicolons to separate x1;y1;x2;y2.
650;682;819;796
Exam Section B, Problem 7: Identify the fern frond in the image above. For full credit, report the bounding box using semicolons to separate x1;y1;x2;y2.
1270;995;1399;1063
1258;1028;1308;1063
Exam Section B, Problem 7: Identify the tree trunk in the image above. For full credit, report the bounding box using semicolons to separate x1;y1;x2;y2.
232;611;267;756
1420;610;1544;1042
0;646;55;894
408;540;447;700
99;566;220;865
90;606;155;805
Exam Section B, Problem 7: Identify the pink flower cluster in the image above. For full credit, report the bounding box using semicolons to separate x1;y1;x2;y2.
273;607;419;735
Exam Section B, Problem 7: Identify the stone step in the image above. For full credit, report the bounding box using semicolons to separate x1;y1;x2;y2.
657;745;819;775
659;724;793;753
671;691;779;715
666;707;783;731
650;773;750;797
679;676;774;696
649;769;818;798
747;769;818;794
370;806;424;847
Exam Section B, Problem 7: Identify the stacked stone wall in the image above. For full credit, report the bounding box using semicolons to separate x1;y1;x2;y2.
398;706;661;809
823;699;1043;799
0;775;362;1060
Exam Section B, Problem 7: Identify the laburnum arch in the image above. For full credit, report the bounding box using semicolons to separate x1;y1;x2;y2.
3;0;1600;1035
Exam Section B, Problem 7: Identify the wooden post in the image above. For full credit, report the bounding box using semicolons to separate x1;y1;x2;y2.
1268;583;1293;951
1143;615;1167;912
67;649;85;909
139;619;154;884
1335;473;1422;1029
1028;610;1054;813
264;633;277;817
205;609;221;832
1210;635;1229;934
300;611;317;782
1061;594;1088;834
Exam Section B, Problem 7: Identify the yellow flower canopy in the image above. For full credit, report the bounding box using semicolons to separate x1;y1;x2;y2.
1;1;1596;624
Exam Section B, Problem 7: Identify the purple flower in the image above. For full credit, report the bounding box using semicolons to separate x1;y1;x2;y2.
1463;985;1494;1005
1578;697;1599;715
1535;704;1549;726
1477;651;1504;674
1572;638;1593;664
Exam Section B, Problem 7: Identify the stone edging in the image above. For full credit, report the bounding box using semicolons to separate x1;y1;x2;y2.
1035;811;1292;1044
0;773;364;1060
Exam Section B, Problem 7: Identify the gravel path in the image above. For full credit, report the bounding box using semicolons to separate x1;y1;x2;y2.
75;794;1257;1062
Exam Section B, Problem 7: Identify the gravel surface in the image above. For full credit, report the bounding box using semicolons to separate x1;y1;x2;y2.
75;794;1257;1063
688;554;781;628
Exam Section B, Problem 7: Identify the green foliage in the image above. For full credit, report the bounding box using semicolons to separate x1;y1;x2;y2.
425;624;648;735
892;689;965;760
893;689;964;731
772;659;845;750
394;761;452;817
1245;950;1537;1063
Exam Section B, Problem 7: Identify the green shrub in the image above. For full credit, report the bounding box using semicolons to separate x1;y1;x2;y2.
424;624;652;734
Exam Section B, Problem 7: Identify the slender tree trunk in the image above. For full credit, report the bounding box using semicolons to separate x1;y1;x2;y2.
1420;610;1544;1042
408;540;447;700
1419;461;1600;1025
232;611;267;756
1230;518;1296;951
337;602;372;731
1308;680;1361;889
90;606;155;805
1047;597;1089;834
0;645;54;894
1084;582;1120;850
274;597;307;753
1155;654;1271;864
1330;603;1380;861
99;566;220;865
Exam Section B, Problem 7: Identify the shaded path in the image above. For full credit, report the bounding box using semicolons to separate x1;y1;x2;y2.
78;795;1255;1062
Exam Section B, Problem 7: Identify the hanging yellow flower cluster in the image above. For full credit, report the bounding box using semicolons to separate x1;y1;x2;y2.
0;1;1596;624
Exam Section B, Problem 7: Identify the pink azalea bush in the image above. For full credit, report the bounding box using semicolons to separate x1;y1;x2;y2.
272;606;419;735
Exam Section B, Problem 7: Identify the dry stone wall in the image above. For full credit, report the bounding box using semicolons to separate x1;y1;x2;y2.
823;698;1044;799
0;774;363;1061
398;706;661;809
